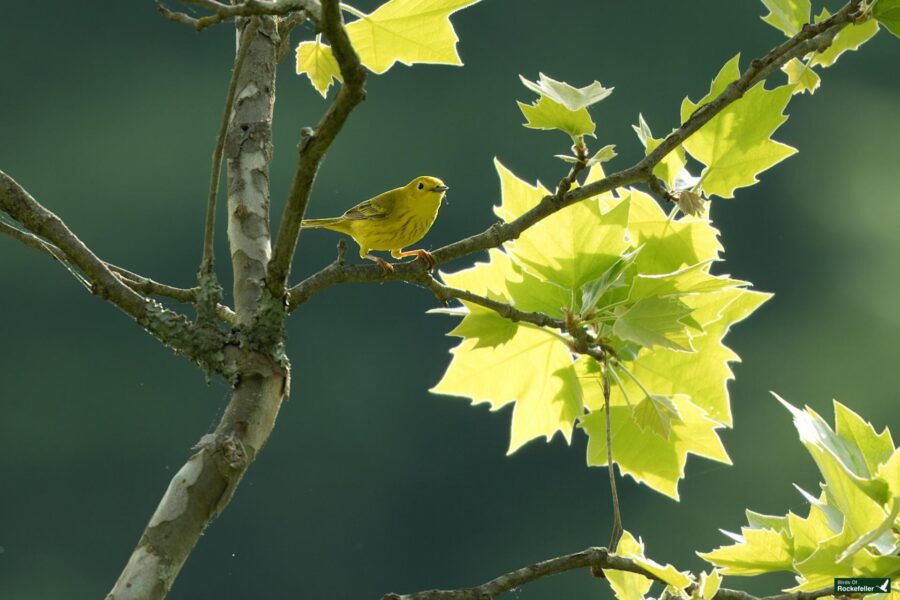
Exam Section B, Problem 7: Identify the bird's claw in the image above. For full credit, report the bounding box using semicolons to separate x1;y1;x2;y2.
412;249;436;271
376;258;395;274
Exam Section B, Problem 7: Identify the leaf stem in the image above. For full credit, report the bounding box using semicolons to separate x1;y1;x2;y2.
338;2;366;19
602;359;623;553
612;359;654;400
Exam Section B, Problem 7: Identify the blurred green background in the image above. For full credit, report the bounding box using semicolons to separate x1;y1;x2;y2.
1;1;898;598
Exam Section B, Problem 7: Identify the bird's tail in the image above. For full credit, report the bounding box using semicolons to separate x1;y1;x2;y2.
300;217;349;232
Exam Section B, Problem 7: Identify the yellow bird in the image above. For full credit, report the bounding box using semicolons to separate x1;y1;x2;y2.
301;176;448;271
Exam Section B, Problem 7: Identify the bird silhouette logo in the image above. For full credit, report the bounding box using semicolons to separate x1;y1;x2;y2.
877;579;890;593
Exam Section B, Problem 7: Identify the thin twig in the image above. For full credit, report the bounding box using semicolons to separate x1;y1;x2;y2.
267;0;367;300
0;214;237;324
157;0;320;31
277;11;308;62
200;16;260;275
420;275;566;330
380;545;835;600
1;171;147;317
286;1;861;308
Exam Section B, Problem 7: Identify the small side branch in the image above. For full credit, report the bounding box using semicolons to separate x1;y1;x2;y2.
381;545;834;600
200;16;260;275
266;0;367;299
158;0;321;31
1;170;148;318
0;172;234;369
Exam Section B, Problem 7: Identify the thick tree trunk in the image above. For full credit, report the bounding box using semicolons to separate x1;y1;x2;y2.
107;16;285;599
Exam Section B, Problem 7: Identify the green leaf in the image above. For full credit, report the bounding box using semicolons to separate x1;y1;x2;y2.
295;35;342;96
760;0;811;36
681;55;797;198
613;296;695;351
625;190;722;275
834;401;895;475
344;0;480;73
505;176;630;289
791;525;900;592
605;531;653;600
633;114;687;189
628;261;746;302
581;247;642;316
875;0;900;37
588;144;618;166
432;320;582;454
778;396;892;507
518;96;596;140
811;10;880;67
296;0;480;95
782;58;821;95
493;158;549;222
520;73;613;111
699;527;794;575
439;247;515;300
877;448;900;498
633;393;684;439
582;395;730;499
788;501;841;563
614;530;694;591
611;288;770;428
697;569;722;600
745;510;790;534
446;305;517;349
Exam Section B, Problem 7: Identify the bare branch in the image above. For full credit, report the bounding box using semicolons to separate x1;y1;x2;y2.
1;170;149;318
0;219;237;323
266;0;367;300
158;0;320;31
287;1;863;308
200;16;260;275
0;171;234;370
277;11;309;62
381;545;836;600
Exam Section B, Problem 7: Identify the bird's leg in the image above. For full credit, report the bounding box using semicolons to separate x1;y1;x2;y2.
363;253;394;273
393;248;436;270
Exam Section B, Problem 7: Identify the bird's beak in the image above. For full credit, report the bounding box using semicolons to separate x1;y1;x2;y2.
432;185;449;193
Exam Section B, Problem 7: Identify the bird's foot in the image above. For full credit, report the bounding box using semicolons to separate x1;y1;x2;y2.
364;254;394;274
396;249;436;270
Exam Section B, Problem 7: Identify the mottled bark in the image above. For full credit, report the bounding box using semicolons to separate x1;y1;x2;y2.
107;16;286;599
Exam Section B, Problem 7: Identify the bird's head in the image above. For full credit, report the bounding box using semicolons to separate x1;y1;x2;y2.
406;176;449;200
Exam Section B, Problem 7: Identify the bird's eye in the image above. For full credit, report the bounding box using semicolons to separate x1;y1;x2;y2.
417;182;424;190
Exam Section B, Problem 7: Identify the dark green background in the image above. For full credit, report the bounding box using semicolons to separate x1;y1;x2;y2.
1;1;898;598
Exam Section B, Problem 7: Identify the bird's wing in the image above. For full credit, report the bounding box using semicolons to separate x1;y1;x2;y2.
342;198;389;220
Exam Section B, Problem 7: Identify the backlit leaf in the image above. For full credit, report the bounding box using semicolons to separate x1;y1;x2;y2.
681;55;797;198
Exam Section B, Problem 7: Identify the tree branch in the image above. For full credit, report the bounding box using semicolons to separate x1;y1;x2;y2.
109;12;287;598
0;171;234;372
157;0;320;31
1;171;151;318
380;546;834;600
286;0;863;308
0;219;237;324
266;0;367;300
200;16;260;275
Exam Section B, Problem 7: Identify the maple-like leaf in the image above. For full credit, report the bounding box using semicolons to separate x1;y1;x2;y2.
782;58;821;95
296;0;480;96
760;0;811;36
519;73;613;111
295;35;342;96
518;96;596;140
875;0;900;37
681;54;797;199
